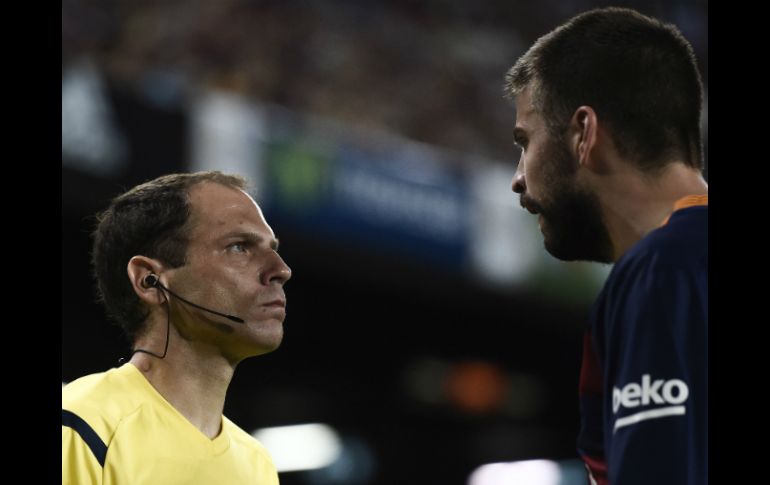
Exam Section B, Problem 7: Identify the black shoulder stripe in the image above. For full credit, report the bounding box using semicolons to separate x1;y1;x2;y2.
62;409;107;467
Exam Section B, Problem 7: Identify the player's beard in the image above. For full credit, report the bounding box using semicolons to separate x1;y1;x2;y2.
530;137;615;263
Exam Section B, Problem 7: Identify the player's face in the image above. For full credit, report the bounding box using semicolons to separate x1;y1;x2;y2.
511;86;613;263
166;182;292;362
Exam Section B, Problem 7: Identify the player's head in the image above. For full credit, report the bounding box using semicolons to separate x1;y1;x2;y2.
505;7;704;173
503;7;704;262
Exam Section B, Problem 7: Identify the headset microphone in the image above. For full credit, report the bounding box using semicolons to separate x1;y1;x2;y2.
123;273;245;363
143;274;245;323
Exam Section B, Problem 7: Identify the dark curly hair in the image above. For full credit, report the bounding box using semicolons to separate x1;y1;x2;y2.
504;7;704;173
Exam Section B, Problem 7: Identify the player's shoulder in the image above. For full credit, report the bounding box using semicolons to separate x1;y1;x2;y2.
617;205;707;278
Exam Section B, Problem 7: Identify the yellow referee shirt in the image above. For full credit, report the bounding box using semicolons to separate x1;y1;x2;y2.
62;363;279;485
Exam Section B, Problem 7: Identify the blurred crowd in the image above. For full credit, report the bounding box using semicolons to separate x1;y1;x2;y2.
62;0;707;165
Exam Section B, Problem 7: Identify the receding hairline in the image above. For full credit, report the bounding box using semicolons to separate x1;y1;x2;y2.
183;180;267;234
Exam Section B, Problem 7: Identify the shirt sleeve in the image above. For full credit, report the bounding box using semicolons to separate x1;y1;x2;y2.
602;258;706;485
62;416;104;485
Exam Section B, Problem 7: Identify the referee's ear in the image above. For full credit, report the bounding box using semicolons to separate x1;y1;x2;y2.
127;256;165;306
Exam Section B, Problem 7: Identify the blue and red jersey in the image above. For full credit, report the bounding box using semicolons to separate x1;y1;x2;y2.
578;196;708;485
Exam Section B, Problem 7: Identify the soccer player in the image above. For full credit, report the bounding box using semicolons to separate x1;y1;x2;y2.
504;8;707;484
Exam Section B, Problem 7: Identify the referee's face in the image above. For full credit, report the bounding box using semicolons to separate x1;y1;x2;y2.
167;182;293;362
511;87;613;263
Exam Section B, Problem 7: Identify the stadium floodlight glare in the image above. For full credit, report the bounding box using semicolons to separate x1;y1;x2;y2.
468;460;562;485
252;423;342;472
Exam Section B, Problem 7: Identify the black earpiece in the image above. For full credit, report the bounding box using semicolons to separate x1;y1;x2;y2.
143;274;159;288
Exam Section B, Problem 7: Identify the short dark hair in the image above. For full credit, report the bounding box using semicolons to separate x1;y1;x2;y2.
504;7;704;172
91;171;248;340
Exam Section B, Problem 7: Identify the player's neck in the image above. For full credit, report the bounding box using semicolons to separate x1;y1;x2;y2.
598;162;707;261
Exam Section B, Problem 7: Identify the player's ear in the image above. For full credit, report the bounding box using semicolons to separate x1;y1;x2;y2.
568;105;597;168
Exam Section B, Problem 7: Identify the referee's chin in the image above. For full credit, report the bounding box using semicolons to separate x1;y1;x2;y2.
230;325;284;362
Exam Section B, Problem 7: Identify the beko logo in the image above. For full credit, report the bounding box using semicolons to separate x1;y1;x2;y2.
611;374;688;432
612;374;689;412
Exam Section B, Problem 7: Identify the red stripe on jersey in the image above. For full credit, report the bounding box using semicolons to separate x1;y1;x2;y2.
579;332;603;394
582;453;609;485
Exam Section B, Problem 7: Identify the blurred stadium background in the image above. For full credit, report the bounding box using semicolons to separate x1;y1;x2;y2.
62;1;707;484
